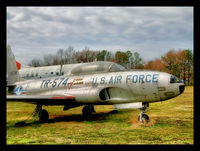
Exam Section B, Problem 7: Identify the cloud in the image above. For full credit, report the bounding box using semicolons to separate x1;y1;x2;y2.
7;7;193;64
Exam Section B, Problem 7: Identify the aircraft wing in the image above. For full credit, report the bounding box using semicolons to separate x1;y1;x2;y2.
6;95;75;105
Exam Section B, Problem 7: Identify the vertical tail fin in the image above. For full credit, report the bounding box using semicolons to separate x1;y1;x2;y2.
7;45;20;85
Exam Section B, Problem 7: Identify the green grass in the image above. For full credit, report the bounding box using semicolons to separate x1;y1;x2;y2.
6;86;193;144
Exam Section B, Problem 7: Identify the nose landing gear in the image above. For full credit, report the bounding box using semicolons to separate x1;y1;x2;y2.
138;103;150;123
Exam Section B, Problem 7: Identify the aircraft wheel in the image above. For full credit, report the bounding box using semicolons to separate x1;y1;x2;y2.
39;109;49;122
82;106;93;117
138;114;149;123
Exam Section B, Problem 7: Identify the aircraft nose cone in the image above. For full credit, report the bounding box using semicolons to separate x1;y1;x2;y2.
179;85;185;94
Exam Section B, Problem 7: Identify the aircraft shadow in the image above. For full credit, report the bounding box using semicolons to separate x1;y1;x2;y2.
13;110;119;127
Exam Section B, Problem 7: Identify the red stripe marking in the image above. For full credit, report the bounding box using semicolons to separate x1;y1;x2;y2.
16;61;21;70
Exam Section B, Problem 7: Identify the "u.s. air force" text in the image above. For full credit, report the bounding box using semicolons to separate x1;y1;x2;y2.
92;74;159;85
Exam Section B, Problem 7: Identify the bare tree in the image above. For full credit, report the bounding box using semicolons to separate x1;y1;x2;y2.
43;54;54;66
28;58;42;67
64;46;75;64
56;49;64;65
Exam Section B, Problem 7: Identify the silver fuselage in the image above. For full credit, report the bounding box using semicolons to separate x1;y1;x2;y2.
13;70;184;105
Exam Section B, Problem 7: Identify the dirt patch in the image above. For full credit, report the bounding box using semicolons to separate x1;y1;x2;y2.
128;116;157;128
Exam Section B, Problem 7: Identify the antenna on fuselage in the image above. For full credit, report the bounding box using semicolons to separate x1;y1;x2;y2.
104;51;108;61
60;63;63;76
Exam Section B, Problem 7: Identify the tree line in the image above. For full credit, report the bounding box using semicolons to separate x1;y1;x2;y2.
29;47;144;68
144;49;193;86
24;46;193;85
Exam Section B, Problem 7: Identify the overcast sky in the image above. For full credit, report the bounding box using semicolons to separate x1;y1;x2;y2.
7;7;193;65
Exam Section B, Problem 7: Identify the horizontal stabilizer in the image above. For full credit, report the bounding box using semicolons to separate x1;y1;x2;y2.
114;102;142;110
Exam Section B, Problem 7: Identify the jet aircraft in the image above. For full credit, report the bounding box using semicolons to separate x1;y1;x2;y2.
6;47;185;123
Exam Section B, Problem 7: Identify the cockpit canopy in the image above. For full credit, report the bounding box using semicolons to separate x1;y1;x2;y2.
70;61;125;76
170;76;183;83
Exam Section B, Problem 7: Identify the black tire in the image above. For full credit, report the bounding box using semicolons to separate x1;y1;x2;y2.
82;106;92;117
39;109;49;122
138;114;150;123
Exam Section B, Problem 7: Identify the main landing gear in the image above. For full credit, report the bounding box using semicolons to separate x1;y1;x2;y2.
138;103;150;123
82;105;96;117
34;104;49;122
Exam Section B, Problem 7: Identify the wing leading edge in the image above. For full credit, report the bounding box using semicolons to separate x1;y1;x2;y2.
6;95;75;105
